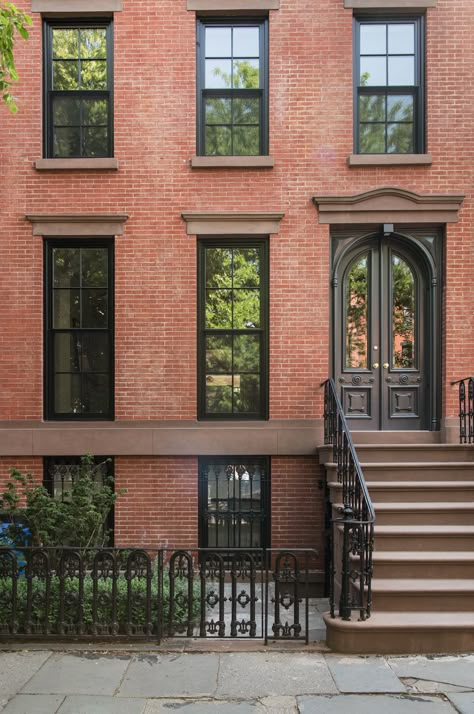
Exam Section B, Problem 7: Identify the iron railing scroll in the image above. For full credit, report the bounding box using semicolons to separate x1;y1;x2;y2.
323;378;375;621
451;376;474;444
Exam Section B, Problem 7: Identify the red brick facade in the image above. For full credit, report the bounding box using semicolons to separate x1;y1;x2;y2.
0;0;472;556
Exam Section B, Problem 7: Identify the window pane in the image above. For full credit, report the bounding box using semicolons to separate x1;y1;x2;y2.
205;97;231;124
233;126;259;155
80;60;107;90
233;289;260;329
360;24;386;54
233;97;259;124
206;248;232;287
234;334;260;372
206;27;231;57
388;24;414;54
205;125;232;155
359;123;385;153
53;29;79;59
360;57;386;86
206;335;232;372
388;56;414;85
392;255;416;368
53;60;79;90
233;59;259;88
83;127;108;157
80;28;107;59
54;374;81;413
54;333;80;372
82;98;108;125
387;123;413;153
206;378;233;413
206;289;232;329
345;254;369;369
54;290;80;329
83;374;109;413
387;94;413;122
233;27;259;57
81;289;108;328
359;94;385;122
81;333;109;372
53;248;80;287
52;97;80;126
205;59;232;88
234;374;260;413
233;248;260;287
53;127;81;157
81;248;108;287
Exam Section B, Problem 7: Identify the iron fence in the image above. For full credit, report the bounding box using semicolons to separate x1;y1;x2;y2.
0;546;318;644
451;376;474;444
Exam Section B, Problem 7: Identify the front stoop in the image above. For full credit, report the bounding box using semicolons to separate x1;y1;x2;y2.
322;436;474;654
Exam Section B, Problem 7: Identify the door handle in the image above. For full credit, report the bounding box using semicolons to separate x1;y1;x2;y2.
372;363;379;369
383;362;389;369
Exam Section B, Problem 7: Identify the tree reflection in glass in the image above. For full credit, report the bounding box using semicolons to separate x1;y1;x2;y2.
392;255;416;368
345;254;369;369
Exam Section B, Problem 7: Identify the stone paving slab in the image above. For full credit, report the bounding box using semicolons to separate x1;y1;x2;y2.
325;655;406;693
57;695;147;713
446;692;474;714
0;652;52;710
118;654;219;698
215;652;338;698
298;694;457;713
21;653;130;696
144;702;261;713
388;655;474;689
2;694;65;714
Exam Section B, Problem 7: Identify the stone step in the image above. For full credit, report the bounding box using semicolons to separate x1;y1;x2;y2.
325;461;474;481
328;480;474;503
372;502;474;526
351;444;474;463
373;525;474;551
355;578;474;612
324;611;474;654
369;551;474;579
351;431;441;445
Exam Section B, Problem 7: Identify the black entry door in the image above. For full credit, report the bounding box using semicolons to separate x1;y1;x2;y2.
335;236;429;430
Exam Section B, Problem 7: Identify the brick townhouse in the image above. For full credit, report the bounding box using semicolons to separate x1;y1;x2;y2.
0;0;473;651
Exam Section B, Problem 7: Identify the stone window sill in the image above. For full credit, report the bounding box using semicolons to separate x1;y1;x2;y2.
191;155;274;168
347;154;432;167
31;0;122;10
187;1;279;10
35;158;119;171
344;0;436;8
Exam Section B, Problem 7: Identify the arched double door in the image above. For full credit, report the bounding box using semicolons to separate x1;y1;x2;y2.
333;232;440;431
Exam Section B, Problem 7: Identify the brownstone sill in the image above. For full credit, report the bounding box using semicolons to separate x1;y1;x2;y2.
347;154;433;167
187;0;279;10
344;0;436;7
31;0;122;11
190;156;274;169
35;158;119;171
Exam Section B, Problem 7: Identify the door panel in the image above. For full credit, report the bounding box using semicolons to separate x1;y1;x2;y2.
335;236;428;430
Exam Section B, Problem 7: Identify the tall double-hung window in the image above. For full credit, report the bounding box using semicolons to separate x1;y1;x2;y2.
43;20;113;158
198;239;268;419
197;18;269;156
45;241;114;420
355;17;424;154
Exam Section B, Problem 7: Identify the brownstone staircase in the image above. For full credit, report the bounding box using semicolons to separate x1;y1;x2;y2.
321;433;474;654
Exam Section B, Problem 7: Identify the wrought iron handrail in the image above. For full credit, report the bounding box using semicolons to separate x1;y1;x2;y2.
322;378;375;621
451;376;474;444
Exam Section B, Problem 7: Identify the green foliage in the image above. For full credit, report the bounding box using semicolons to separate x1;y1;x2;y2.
0;2;31;112
0;570;200;633
345;256;368;368
0;455;124;548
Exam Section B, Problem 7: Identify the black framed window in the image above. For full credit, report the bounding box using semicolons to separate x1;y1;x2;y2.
45;241;114;420
44;456;114;542
198;239;268;419
355;16;424;153
197;18;268;156
199;457;270;549
43;20;113;158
